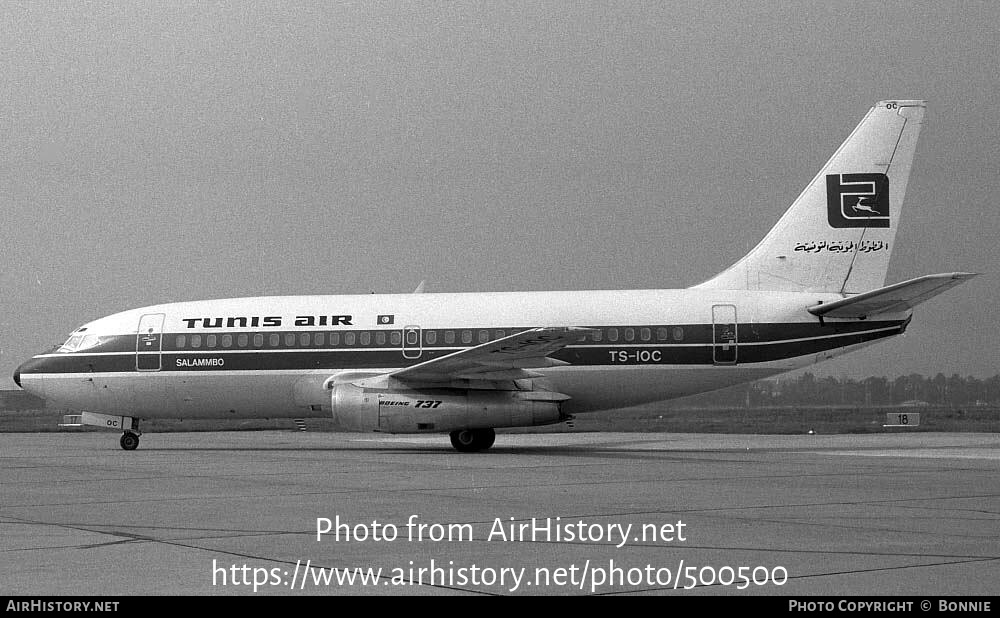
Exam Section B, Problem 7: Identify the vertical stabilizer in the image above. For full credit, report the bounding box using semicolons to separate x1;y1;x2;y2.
693;100;925;293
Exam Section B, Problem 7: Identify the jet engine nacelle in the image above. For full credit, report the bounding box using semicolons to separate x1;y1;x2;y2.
330;384;564;433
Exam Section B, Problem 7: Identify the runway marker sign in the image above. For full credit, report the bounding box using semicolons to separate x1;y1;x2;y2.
883;412;920;427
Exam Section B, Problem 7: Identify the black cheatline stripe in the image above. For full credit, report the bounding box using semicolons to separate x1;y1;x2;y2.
24;325;901;374
52;321;902;355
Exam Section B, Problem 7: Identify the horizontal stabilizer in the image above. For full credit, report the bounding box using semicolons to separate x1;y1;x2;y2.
807;273;977;319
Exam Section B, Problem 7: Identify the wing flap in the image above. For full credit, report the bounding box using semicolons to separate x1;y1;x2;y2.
808;272;977;318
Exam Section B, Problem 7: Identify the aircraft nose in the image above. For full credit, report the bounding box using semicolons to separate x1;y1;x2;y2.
14;357;51;391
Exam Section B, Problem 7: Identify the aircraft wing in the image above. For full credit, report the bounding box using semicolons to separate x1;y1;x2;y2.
807;272;977;319
385;327;595;383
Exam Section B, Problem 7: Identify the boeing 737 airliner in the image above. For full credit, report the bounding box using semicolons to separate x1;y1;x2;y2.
15;100;975;451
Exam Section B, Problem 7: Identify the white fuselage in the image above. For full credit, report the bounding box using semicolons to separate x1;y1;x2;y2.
16;288;907;421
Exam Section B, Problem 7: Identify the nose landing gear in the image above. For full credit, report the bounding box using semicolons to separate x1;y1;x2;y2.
58;411;143;450
120;431;140;450
119;419;141;451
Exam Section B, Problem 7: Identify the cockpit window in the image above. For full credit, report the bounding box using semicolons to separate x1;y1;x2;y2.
58;335;85;352
58;333;105;353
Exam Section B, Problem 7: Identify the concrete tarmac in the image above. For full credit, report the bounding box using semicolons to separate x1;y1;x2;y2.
1;431;997;596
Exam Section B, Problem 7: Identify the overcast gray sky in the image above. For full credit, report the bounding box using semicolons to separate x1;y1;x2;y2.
2;1;998;386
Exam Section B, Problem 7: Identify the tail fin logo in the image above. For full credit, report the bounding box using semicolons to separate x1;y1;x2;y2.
826;173;890;228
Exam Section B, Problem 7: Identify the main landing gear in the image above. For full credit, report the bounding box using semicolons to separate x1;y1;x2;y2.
120;420;141;451
449;428;496;453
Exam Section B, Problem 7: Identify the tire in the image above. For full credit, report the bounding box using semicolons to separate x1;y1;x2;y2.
120;432;139;451
478;428;496;450
449;428;495;452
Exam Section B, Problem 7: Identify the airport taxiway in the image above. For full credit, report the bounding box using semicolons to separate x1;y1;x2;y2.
1;431;997;595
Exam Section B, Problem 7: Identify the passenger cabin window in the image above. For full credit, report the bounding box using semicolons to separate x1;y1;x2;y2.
444;331;455;345
300;333;310;347
425;331;436;345
593;330;602;342
238;334;248;348
640;328;651;341
285;333;295;347
461;330;472;344
207;334;217;348
672;327;684;341
176;335;186;348
607;328;619;342
657;327;668;341
390;331;400;346
360;332;371;346
314;333;325;346
345;332;355;346
253;334;263;347
376;331;386;346
191;334;202;348
269;334;279;347
478;330;489;343
624;328;635;342
329;333;340;346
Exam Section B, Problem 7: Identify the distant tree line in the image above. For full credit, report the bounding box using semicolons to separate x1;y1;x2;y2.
684;373;1000;408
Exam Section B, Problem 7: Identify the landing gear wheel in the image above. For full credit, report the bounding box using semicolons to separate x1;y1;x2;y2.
449;428;495;452
478;428;496;450
120;432;139;451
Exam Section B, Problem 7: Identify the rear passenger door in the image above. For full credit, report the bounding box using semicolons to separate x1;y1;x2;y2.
712;305;738;365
